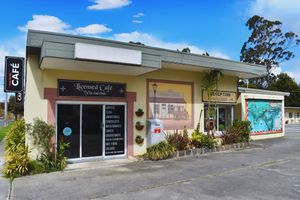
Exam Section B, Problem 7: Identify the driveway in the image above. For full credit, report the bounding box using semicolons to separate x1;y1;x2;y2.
0;125;300;200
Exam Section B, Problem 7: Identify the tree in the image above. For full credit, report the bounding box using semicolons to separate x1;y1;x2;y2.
240;15;300;88
269;73;300;107
202;70;223;136
0;105;3;116
8;95;24;120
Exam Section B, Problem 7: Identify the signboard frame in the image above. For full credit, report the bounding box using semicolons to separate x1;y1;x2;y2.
4;56;25;92
58;79;126;98
15;91;23;103
202;90;237;103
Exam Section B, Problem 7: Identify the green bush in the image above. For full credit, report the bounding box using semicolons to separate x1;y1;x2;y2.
56;137;69;170
191;130;216;149
221;120;251;145
165;128;190;151
27;119;69;173
144;141;176;161
26;118;55;158
2;120;30;177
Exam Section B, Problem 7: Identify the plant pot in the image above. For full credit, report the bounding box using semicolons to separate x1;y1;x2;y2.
135;111;144;117
135;124;144;131
135;136;144;144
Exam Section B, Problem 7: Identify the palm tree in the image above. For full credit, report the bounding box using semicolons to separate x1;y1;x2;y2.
202;70;223;136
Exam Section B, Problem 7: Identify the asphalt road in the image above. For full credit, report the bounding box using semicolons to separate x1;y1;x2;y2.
1;125;300;200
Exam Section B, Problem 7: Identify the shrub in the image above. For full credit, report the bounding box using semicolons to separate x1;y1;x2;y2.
144;141;175;161
27;119;69;173
56;137;69;170
165;128;190;151
3;120;30;177
191;129;216;149
221;120;251;145
26;118;55;158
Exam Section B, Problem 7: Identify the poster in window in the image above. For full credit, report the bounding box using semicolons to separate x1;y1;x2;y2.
147;80;193;130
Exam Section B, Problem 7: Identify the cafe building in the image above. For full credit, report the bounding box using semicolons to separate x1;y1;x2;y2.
24;30;283;160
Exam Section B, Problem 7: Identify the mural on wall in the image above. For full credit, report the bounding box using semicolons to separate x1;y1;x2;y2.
246;99;283;134
148;80;193;130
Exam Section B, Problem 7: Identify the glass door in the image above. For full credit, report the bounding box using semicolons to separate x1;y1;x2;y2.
57;104;80;159
57;103;126;159
82;105;103;157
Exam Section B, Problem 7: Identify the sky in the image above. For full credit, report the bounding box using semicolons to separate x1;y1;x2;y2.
0;0;299;101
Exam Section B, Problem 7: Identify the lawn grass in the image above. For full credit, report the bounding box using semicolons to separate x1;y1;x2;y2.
0;122;15;142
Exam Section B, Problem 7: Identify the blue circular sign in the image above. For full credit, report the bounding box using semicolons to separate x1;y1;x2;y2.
63;127;72;136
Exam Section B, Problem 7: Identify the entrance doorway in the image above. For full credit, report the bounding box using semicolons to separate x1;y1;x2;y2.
57;102;126;160
204;105;234;132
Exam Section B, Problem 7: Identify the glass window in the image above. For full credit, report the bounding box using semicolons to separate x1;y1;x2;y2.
289;113;293;118
297;112;300;118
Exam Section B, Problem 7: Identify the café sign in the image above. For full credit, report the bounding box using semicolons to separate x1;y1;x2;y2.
4;56;24;92
58;80;126;98
202;90;236;103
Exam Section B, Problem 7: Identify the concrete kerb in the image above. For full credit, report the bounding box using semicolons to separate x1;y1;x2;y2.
37;142;255;173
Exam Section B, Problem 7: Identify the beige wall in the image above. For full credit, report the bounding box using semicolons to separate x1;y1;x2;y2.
285;108;300;124
24;55;238;157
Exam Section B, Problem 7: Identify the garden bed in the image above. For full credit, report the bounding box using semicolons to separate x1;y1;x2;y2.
172;142;250;158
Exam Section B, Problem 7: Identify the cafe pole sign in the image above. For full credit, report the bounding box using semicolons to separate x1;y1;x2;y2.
202;90;237;103
58;79;126;98
4;56;24;92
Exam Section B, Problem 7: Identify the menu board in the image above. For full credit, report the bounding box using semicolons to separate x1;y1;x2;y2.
105;105;125;156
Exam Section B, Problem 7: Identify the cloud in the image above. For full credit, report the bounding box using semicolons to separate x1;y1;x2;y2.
133;13;144;18
88;0;131;10
281;58;300;84
132;20;142;24
112;31;230;59
249;0;300;33
18;15;70;33
75;24;112;35
19;15;112;36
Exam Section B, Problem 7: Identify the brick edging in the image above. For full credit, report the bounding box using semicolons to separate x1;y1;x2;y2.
173;142;250;158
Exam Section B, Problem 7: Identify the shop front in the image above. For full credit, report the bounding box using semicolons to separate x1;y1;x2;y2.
24;30;268;159
202;90;236;133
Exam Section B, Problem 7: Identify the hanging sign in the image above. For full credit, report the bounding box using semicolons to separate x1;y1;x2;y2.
15;91;23;103
202;90;237;103
58;79;126;98
4;56;24;92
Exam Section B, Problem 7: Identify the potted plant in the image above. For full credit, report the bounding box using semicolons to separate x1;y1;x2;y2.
135;135;144;144
135;108;144;117
135;121;144;130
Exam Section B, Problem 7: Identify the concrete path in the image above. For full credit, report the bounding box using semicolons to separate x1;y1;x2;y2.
0;125;300;199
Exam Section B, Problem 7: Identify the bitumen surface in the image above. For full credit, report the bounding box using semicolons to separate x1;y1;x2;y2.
0;125;300;200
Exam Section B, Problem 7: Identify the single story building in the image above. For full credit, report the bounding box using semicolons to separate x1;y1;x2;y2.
24;30;287;161
285;107;300;124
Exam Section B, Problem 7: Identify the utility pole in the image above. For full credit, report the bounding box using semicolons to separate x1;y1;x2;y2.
4;92;8;126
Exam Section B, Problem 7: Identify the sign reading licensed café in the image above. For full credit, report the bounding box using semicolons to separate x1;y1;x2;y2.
202;90;236;103
58;80;126;98
4;56;24;92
